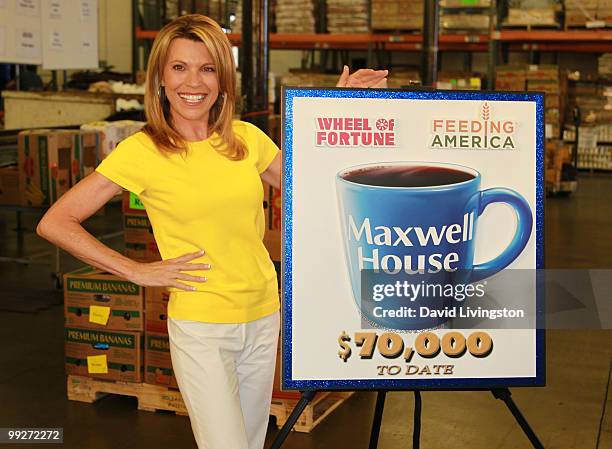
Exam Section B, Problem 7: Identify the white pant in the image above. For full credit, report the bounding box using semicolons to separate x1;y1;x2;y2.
167;312;280;449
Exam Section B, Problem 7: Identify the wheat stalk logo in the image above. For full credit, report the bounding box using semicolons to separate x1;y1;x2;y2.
482;102;490;121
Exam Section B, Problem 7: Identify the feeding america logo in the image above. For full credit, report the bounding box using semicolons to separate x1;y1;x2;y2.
430;102;518;150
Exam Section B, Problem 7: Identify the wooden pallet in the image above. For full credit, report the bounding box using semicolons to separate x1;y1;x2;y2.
67;375;188;415
269;392;354;433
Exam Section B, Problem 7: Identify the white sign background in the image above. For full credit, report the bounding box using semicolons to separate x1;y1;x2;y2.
283;89;544;388
41;0;98;70
0;0;41;64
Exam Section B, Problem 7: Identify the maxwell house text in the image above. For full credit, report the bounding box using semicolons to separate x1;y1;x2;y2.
348;212;475;273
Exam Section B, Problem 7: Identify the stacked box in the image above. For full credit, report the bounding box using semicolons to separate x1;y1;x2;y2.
275;0;315;33
503;0;558;26
371;0;423;31
545;139;572;187
598;0;612;24
505;8;558;26
496;65;564;137
565;123;612;170
441;0;491;32
440;0;490;6
64;266;145;382
437;72;483;90
64;327;143;382
71;131;102;186
145;332;178;388
81;120;145;159
18;129;102;207
0;166;20;205
526;65;563;138
598;53;612;76
122;191;162;262
327;0;369;33
18;130;71;206
495;66;528;91
64;267;145;332
565;0;598;27
145;287;170;334
441;13;490;31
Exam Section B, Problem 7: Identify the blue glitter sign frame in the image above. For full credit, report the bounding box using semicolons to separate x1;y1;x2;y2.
281;87;545;390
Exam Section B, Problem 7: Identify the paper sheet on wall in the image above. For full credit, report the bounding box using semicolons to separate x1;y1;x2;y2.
49;0;64;19
81;31;94;50
16;28;41;59
80;0;94;22
49;30;63;50
16;0;40;17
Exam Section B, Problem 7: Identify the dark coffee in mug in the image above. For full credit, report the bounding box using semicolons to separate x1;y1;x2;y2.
342;165;475;188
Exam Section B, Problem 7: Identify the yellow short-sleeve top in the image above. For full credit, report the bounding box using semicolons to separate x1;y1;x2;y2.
95;120;280;323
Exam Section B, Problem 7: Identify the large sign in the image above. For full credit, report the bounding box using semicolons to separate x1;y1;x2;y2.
282;88;545;389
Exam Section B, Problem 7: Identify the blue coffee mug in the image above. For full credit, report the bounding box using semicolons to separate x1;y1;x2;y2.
336;161;533;330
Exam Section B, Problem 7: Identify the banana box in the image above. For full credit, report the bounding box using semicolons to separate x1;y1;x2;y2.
124;214;161;262
64;266;144;332
64;327;143;382
144;331;178;388
145;287;169;334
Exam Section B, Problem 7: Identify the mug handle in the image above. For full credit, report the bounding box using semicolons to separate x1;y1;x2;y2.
470;188;533;283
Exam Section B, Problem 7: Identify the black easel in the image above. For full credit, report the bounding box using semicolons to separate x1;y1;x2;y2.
268;388;545;449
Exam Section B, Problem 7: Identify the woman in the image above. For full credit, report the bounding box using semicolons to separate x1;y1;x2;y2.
37;14;387;449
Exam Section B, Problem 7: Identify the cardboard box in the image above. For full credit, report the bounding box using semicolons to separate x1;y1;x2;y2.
263;182;282;262
527;80;560;94
145;287;170;334
18;129;73;206
71;131;102;186
122;190;147;215
124;214;161;262
546;94;560;109
81;120;145;160
0;166;21;205
526;64;559;81
64;327;143;382
545;168;561;184
144;332;178;388
64;266;144;331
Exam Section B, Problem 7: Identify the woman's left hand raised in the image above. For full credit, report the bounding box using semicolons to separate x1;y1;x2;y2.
336;65;388;88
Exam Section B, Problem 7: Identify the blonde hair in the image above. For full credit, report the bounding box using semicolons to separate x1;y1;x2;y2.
144;14;246;160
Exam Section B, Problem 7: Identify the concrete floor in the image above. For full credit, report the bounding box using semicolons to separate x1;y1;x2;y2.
0;172;610;449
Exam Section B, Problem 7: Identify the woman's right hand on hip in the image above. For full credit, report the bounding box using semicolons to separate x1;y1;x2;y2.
128;250;210;291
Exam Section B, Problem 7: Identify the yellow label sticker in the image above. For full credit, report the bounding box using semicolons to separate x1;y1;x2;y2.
87;355;108;374
89;305;111;325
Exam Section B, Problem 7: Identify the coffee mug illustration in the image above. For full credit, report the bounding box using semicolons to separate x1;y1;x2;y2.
336;161;533;330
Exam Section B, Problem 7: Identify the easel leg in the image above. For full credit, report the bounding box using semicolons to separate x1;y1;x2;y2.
368;390;387;449
491;388;545;449
268;390;316;449
413;390;422;449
